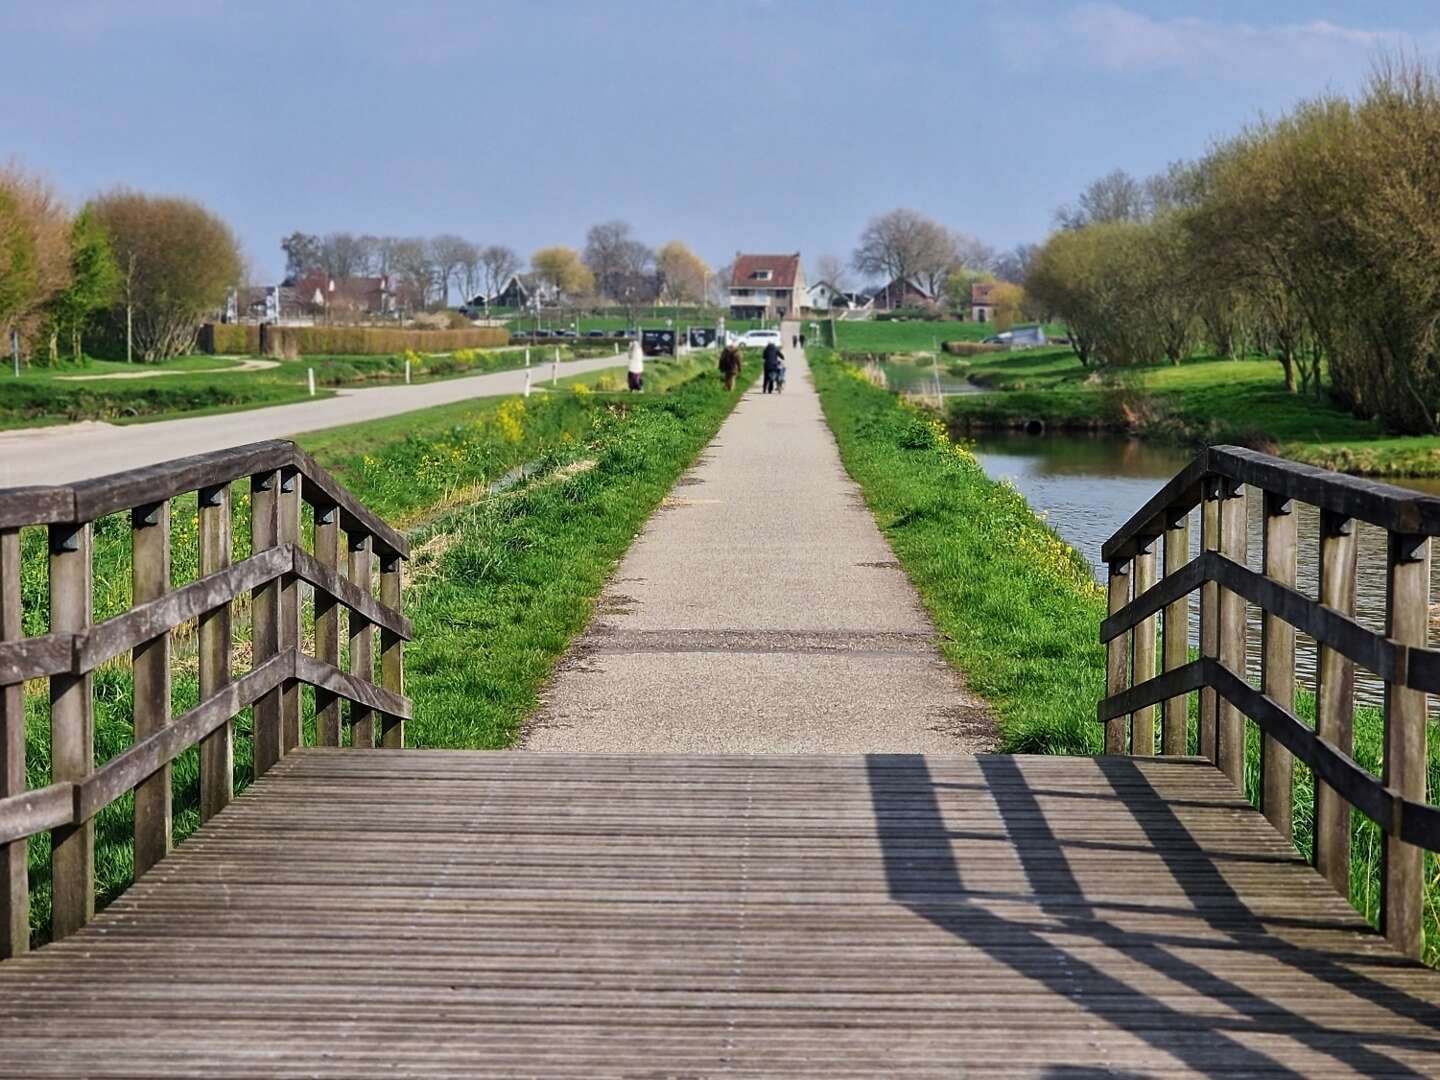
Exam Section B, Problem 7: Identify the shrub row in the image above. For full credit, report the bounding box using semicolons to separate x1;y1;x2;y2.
942;341;1006;356
196;324;510;357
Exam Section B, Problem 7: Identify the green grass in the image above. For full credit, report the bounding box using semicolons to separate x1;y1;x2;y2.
13;358;743;943
811;346;1440;963
948;347;1440;476
0;345;618;430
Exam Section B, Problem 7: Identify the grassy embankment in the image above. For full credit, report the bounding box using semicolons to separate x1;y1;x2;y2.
0;344;615;431
811;346;1440;963
947;345;1440;477
15;355;748;940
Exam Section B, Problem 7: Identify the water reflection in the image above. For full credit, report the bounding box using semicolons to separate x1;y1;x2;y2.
968;432;1440;710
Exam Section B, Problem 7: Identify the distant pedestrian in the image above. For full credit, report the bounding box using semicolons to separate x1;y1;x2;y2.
626;342;645;391
763;342;783;394
791;334;798;348
718;343;743;391
799;333;806;348
775;355;786;393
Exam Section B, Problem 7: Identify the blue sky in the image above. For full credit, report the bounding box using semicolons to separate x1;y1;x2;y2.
3;1;1437;282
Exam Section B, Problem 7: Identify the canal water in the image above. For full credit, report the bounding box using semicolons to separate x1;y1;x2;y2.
967;431;1440;709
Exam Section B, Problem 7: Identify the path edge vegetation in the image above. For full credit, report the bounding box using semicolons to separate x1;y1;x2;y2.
812;347;1440;963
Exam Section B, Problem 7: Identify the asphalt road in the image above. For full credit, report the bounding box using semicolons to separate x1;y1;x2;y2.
525;322;995;754
0;354;624;486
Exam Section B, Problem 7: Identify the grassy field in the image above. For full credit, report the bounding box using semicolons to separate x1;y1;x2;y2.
0;344;622;430
13;357;744;942
811;346;1440;963
947;347;1440;476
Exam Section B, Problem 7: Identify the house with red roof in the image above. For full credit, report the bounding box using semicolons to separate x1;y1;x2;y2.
728;253;806;320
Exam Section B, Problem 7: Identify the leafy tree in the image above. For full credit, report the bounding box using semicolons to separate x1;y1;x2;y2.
988;282;1025;332
51;205;119;360
93;189;242;360
531;246;593;297
655;241;710;304
281;231;321;279
0;188;37;359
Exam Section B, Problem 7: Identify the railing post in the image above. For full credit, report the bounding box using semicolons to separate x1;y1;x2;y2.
131;500;172;878
1131;540;1157;756
1260;491;1295;841
278;468;302;752
1382;530;1429;960
314;501;342;747
251;470;283;776
379;552;405;749
1198;478;1220;762
349;531;375;749
198;484;234;821
1314;509;1356;897
1161;511;1191;756
0;527;26;957
1105;558;1131;754
49;521;93;940
1217;479;1248;789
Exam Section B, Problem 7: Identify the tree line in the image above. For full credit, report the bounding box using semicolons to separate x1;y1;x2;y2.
281;220;715;309
1026;57;1440;435
0;166;241;363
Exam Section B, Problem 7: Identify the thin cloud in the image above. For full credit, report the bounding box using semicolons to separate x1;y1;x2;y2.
997;3;1440;76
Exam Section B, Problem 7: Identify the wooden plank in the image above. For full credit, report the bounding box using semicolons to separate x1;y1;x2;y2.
313;503;341;748
278;469;302;752
251;471;282;777
1381;531;1429;960
1314;509;1356;898
0;484;74;530
48;520;93;941
1161;514;1190;756
0;631;71;685
78;546;290;673
1100;450;1206;562
291;548;410;639
347;533;375;748
67;440;292;525
1130;543;1156;756
197;484;234;823
1098;660;1207;723
0;527;26;957
1216;480;1247;789
1260;491;1295;842
296;448;409;559
293;654;411;721
78;655;292;819
1198;479;1219;763
379;553;405;749
0;782;73;846
1104;559;1130;754
131;501;172;880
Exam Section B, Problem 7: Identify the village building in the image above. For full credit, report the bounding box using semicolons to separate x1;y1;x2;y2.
728;253;806;320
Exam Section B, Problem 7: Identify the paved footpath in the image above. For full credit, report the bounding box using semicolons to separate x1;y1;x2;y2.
0;353;624;486
526;323;993;753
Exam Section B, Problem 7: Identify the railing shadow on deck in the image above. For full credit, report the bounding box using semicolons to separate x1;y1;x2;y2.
866;753;1440;1078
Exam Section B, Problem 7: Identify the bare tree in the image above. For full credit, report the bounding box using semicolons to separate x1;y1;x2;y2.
853;209;954;305
813;253;849;290
584;219;653;300
480;244;520;305
431;234;478;307
1055;169;1149;229
389;236;436;309
320;232;372;279
993;243;1038;284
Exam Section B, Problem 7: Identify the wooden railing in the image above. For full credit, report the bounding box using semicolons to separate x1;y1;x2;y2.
0;440;411;957
1100;445;1440;958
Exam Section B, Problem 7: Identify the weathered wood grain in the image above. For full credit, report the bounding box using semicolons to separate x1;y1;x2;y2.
47;521;92;941
251;470;282;776
131;500;172;879
1261;491;1296;842
1314;510;1357;899
197;483;234;823
347;533;375;749
1161;514;1190;757
0;528;25;957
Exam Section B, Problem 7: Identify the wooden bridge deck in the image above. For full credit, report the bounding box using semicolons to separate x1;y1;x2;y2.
3;751;1440;1077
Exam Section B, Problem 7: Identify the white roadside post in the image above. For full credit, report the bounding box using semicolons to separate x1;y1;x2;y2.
307;367;316;397
552;348;560;386
523;369;531;398
404;357;411;384
525;348;530;367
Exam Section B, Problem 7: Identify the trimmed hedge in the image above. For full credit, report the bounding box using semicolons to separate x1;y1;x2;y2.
942;341;1006;357
197;324;261;354
260;325;509;358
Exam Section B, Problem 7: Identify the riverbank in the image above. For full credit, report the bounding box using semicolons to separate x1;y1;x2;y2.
814;346;1440;964
947;347;1440;478
810;348;1107;756
14;358;747;941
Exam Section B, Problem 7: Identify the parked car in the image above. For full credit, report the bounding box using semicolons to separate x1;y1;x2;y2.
553;328;577;338
585;330;607;338
532;328;552;338
738;329;782;349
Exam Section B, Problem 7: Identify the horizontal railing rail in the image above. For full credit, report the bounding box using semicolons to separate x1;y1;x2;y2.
1098;444;1440;960
0;440;411;959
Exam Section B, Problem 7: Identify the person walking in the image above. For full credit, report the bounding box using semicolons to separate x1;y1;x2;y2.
626;342;645;392
718;342;743;391
762;341;782;394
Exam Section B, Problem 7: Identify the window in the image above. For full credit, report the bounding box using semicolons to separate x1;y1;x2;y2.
749;269;773;281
